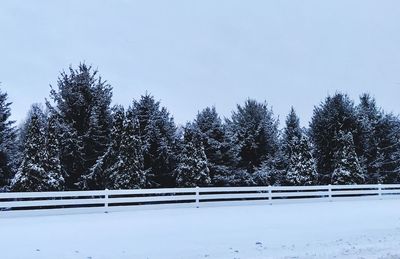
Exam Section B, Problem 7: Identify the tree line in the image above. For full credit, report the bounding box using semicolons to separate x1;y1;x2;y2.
0;63;399;192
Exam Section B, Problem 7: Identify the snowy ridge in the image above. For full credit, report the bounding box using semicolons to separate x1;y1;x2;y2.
1;184;400;217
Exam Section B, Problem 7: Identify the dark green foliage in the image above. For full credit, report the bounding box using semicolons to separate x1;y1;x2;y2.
331;131;365;184
82;105;146;190
227;99;280;174
84;105;126;189
373;114;400;183
193;107;234;186
285;135;318;186
5;65;400;190
131;94;178;187
12;105;64;191
110;108;146;189
48;63;112;189
0;89;17;188
356;94;382;183
43;112;65;190
175;125;211;187
310;93;362;183
282;107;302;158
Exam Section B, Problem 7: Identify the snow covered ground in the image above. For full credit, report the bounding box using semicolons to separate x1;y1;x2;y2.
1;199;400;259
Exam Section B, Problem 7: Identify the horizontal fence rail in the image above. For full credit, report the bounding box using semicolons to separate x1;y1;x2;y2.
0;184;399;217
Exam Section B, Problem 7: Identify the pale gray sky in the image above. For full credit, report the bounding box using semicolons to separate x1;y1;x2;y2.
1;0;400;126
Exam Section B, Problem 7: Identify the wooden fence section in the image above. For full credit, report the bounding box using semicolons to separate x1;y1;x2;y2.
1;184;400;217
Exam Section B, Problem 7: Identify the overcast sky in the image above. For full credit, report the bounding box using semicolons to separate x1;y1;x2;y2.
1;0;400;126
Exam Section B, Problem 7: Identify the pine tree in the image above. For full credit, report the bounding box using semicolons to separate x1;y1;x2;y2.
43;113;65;191
226;99;280;174
373;114;400;183
356;94;382;183
285;135;318;186
0;88;17;188
132;94;177;187
175;125;211;187
109;108;146;189
193;107;233;186
83;83;112;175
83;106;146;190
331;131;365;185
281;107;304;184
57;122;84;189
82;105;126;189
221;169;255;186
310;93;362;184
252;159;276;186
282;107;302;157
48;63;112;190
11;105;48;191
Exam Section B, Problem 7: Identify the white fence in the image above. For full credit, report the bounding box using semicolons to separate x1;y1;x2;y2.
1;184;400;217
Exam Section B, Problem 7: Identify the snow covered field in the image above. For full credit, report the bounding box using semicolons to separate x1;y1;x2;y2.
1;199;400;259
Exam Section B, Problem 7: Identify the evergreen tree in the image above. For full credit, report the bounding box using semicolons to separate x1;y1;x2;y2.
109;108;146;189
83;106;146;189
373;114;400;183
57;122;84;189
0;88;17;188
43;112;65;190
226;99;280;174
281;108;303;184
11;105;48;191
252;159;277;186
193;107;234;186
48;63;112;189
285;135;318;185
356;94;382;183
132;94;177;187
83;83;112;174
82;105;126;189
331;131;365;185
175;125;211;187
282;107;302;158
310;93;362;183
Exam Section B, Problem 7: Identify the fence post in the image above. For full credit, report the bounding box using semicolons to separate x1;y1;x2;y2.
104;189;109;213
268;185;272;205
195;186;200;208
328;184;332;202
378;183;382;200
